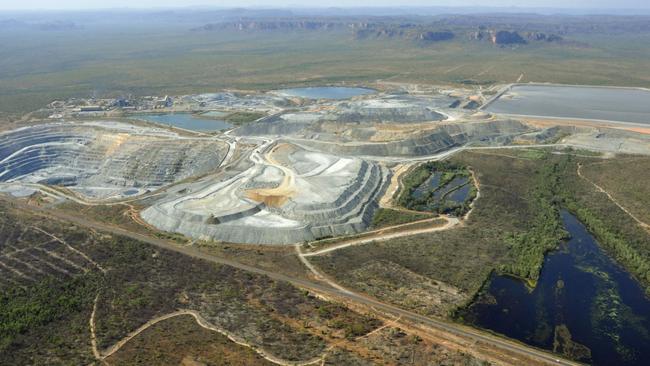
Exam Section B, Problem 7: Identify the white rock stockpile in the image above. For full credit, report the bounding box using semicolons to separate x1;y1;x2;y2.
141;143;390;245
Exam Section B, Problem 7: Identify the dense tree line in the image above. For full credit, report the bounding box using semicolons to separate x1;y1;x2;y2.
497;153;650;295
498;154;568;284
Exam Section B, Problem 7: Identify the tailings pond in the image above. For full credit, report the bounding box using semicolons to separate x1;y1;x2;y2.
486;84;650;124
276;86;376;100
461;210;650;365
134;113;233;132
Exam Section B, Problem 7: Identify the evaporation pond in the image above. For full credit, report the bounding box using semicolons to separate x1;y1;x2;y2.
135;113;233;132
277;87;376;100
462;210;650;366
486;85;650;124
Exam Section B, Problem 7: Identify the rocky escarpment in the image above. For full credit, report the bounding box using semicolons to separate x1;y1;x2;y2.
193;19;357;32
194;17;567;48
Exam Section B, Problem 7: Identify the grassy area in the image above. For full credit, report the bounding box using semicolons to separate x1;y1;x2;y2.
0;201;380;364
580;157;650;224
224;111;267;125
305;217;447;254
106;315;275;365
311;150;650;319
0;199;493;365
310;151;544;315
371;208;433;229
2;23;650;115
558;156;650;295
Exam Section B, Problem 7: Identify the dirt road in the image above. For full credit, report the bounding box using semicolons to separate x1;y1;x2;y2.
577;162;650;231
3;197;579;366
301;217;458;257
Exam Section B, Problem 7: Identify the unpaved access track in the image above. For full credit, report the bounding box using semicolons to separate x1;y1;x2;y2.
301;217;458;257
95;307;322;366
577;162;650;231
2;197;580;366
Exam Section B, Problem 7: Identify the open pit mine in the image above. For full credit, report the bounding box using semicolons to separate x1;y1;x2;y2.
2;84;650;245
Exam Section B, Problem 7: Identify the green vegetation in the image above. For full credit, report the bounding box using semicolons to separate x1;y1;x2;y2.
2;18;650;115
397;161;475;216
371;208;433;229
312;150;650;321
311;151;542;311
514;149;548;160
224;111;267;125
0;275;99;359
315;303;381;339
107;315;276;365
565;202;650;295
553;324;592;361
580;157;650;223
397;164;434;205
499;155;569;285
0;202;382;364
557;157;650;295
481;152;650;291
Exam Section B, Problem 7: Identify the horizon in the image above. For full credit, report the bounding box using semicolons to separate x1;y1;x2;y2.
1;1;649;12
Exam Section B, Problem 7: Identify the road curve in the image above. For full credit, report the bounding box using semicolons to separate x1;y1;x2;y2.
4;198;581;366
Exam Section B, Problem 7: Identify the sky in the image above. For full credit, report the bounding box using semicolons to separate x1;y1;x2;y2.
0;0;648;11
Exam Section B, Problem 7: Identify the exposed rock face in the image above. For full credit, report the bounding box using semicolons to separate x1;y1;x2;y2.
524;32;563;42
0;122;227;200
194;20;353;32
141;144;390;245
469;29;562;44
288;120;534;157
494;31;527;45
417;31;455;42
234;95;452;137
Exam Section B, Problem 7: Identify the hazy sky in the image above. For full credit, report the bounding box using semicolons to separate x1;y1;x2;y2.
0;0;648;11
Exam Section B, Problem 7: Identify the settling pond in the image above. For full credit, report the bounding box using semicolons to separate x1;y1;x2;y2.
461;210;650;365
276;86;376;100
486;84;650;124
134;113;233;132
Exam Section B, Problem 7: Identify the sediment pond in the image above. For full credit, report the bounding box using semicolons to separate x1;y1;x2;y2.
461;210;650;365
412;173;441;199
446;183;471;203
276;86;376;100
486;84;650;124
134;113;233;132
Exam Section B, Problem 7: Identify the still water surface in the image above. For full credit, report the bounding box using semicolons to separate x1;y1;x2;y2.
462;210;650;365
277;87;376;100
487;85;650;124
135;113;233;132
